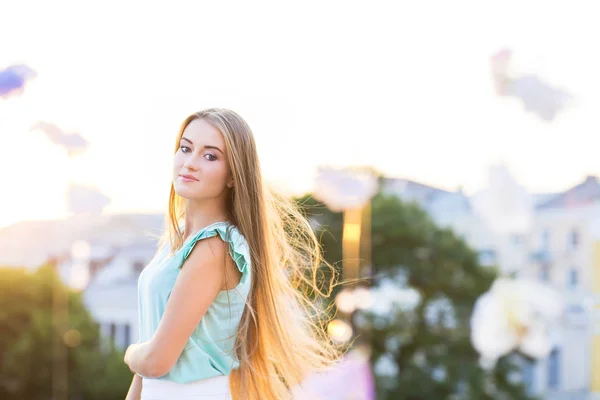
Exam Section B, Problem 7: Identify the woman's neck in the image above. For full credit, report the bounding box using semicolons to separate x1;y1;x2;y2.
183;201;230;241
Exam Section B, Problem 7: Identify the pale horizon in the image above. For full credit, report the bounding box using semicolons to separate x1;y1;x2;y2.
2;1;599;229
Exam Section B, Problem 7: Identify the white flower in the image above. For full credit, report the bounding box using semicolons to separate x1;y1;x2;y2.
470;278;564;368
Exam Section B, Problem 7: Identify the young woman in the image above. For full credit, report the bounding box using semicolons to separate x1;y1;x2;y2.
124;108;339;399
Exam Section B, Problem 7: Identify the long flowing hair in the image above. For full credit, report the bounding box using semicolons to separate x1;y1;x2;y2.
162;108;340;399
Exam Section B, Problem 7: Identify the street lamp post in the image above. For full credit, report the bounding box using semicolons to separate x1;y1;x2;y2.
342;206;362;287
313;166;378;345
52;265;68;400
51;240;91;400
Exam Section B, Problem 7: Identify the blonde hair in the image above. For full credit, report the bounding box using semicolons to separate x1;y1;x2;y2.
163;108;340;399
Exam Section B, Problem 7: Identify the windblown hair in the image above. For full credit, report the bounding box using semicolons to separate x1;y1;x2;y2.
162;108;340;399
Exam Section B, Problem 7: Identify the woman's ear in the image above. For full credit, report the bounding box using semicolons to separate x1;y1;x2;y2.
227;177;234;188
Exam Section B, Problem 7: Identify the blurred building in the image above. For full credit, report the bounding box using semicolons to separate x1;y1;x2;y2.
380;177;501;269
55;236;159;351
0;213;163;350
526;176;600;400
383;170;598;400
82;240;158;350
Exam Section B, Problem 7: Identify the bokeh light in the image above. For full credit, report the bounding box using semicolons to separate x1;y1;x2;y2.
328;319;353;344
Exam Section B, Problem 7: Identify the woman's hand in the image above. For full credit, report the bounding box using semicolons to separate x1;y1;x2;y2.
125;373;143;400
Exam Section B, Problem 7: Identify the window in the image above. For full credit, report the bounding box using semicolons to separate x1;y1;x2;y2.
109;323;116;343
478;250;496;266
511;234;523;246
568;229;579;251
539;264;550;282
548;348;560;389
523;359;535;394
124;324;131;347
566;305;586;328
568;268;578;288
133;261;145;273
541;229;550;250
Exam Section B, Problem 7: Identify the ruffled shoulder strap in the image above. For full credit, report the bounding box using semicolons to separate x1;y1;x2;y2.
180;222;251;284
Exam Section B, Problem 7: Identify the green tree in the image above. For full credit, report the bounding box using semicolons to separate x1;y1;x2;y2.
298;192;536;400
0;265;132;400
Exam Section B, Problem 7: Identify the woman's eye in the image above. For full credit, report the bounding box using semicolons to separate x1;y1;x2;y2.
204;153;217;161
180;145;191;153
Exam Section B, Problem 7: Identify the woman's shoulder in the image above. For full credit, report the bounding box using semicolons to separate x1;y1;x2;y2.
182;222;251;278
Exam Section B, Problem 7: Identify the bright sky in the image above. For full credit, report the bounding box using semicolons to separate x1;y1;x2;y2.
1;0;599;229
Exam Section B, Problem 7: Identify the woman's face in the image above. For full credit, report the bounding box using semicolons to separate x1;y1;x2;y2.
173;118;233;202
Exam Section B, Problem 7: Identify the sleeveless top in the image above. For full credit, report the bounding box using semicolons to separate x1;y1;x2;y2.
137;221;252;383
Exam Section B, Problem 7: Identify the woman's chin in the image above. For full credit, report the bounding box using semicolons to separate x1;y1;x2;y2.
173;186;195;199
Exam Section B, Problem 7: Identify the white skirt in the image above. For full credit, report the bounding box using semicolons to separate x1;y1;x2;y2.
141;375;231;400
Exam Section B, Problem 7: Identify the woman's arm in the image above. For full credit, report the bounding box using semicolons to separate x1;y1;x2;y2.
124;373;142;400
124;236;227;378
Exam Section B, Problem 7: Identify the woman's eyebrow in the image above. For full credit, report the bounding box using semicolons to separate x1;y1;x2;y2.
203;145;224;155
180;137;223;154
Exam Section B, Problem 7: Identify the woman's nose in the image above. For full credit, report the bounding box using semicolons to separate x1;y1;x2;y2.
183;154;201;170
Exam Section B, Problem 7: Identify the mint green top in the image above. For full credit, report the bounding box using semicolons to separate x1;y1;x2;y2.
137;221;252;383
